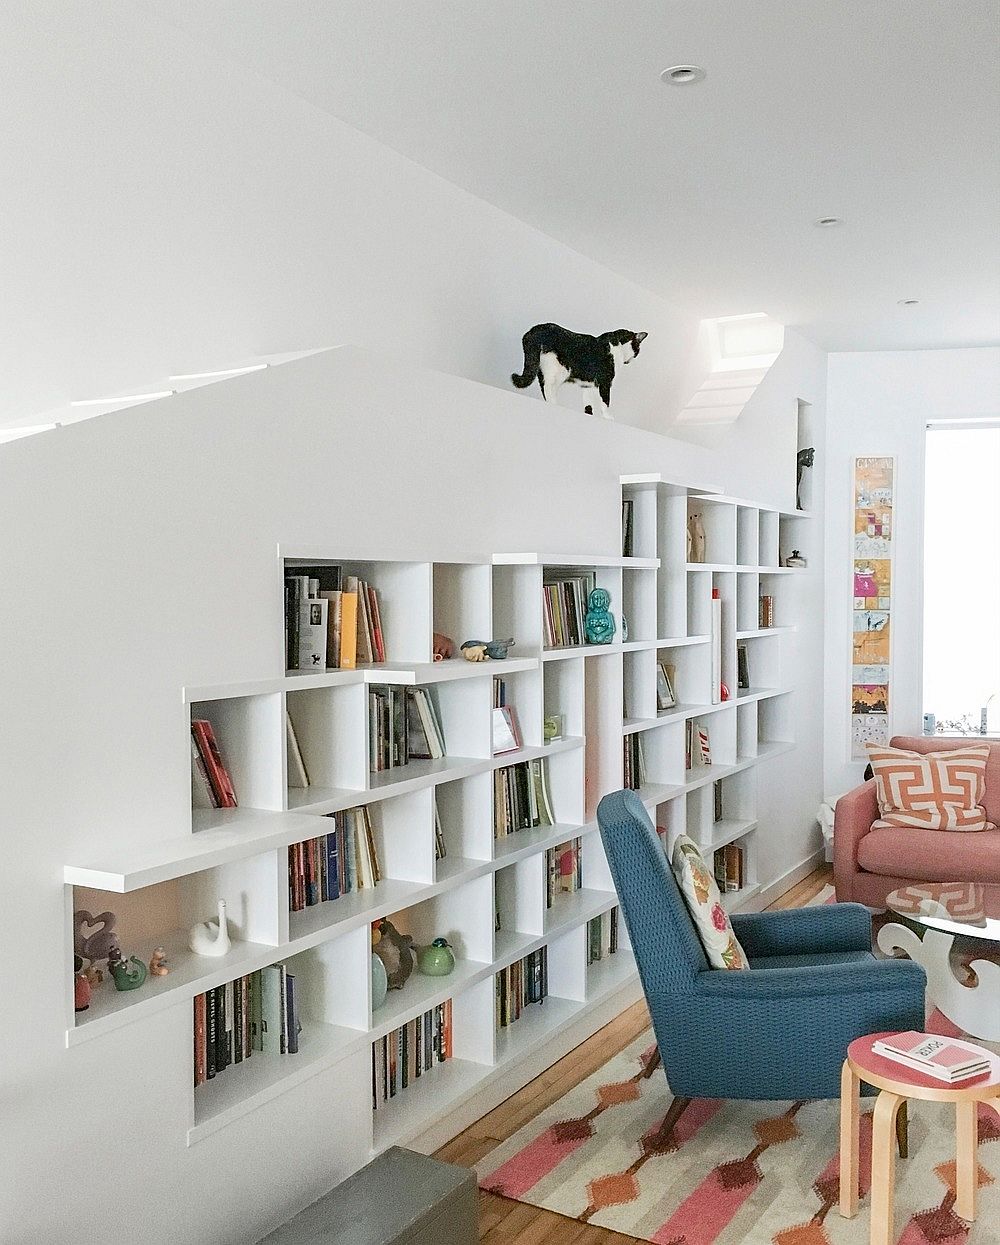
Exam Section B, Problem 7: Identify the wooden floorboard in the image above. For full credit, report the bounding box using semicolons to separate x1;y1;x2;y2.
436;863;833;1241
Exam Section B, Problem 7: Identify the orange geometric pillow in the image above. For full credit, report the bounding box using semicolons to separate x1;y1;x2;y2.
866;743;994;832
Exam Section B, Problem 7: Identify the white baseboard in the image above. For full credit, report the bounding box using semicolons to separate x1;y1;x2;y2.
756;848;828;909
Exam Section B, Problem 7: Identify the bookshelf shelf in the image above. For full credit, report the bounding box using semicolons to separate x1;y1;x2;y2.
372;1057;492;1152
493;994;584;1064
370;959;489;1040
543;887;617;935
586;948;638;1003
493;552;659;569
493;820;598;866
735;627;796;639
721;882;763;913
699;818;759;852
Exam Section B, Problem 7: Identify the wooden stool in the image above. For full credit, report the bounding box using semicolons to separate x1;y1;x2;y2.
839;1032;1000;1245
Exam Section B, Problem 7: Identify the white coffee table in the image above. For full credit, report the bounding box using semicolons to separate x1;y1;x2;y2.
878;882;1000;1040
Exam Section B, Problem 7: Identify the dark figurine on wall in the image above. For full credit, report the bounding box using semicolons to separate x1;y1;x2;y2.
511;323;647;420
796;447;815;510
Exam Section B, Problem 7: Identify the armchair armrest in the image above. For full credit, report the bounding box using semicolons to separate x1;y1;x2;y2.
730;903;872;958
834;779;880;901
694;956;925;1001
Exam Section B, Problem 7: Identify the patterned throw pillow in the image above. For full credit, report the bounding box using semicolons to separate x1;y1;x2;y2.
670;834;749;969
866;743;994;832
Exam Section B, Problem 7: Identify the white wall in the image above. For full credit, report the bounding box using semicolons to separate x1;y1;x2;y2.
823;347;1000;796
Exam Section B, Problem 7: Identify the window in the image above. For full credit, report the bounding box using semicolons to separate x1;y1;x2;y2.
923;425;1000;734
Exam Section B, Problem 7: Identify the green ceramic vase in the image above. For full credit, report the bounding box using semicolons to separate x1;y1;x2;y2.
418;938;455;976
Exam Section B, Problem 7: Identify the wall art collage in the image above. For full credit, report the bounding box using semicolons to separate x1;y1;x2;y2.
851;455;894;759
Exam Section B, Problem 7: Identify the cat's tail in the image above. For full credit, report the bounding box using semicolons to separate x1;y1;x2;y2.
511;329;541;388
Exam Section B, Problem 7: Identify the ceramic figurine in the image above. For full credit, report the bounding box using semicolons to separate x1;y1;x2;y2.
106;944;122;972
148;947;169;976
432;632;456;661
74;909;120;966
371;953;388;1011
785;549;807;568
584;589;615;645
74;955;91;1012
372;918;414;990
796;447;815;510
621;614;628;642
83;963;103;986
418;938;456;977
688;512;706;563
110;956;147;992
460;637;515;662
188;899;232;958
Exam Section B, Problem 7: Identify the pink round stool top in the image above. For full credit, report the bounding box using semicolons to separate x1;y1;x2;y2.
848;1032;1000;1101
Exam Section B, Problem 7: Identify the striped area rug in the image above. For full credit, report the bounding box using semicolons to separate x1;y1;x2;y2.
477;1031;1000;1243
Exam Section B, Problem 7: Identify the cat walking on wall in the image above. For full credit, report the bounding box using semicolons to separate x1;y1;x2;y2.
511;323;647;419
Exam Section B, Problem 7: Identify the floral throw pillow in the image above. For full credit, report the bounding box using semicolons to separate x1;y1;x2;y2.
866;743;994;832
670;833;749;969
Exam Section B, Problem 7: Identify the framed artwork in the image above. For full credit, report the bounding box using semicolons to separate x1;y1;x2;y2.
851;457;895;759
656;661;676;711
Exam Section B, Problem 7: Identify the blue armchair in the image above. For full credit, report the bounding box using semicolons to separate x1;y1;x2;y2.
597;791;926;1138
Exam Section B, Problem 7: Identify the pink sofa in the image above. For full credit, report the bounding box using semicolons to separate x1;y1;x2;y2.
834;735;1000;908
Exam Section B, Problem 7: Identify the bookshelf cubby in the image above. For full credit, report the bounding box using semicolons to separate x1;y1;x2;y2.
64;476;808;1162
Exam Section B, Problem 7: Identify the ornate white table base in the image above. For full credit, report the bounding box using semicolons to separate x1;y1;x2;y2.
878;922;1000;1041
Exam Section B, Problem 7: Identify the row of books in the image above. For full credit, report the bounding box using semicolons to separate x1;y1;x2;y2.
546;839;581;908
621;498;634;558
371;1001;452;1108
713;843;746;892
287;807;382;912
542;570;596;649
191;719;238;809
686;721;712;769
587;907;620;964
623;735;646;791
496;948;548;1029
193;967;299;1087
284;563;385;671
369;684;446;771
494;759;555;838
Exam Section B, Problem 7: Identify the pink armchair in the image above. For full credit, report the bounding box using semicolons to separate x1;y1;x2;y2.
834;735;1000;908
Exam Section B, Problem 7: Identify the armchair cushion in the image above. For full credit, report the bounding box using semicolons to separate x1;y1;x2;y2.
857;822;1000;882
671;834;748;969
731;902;872;958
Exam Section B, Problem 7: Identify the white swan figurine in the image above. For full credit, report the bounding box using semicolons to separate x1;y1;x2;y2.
188;899;232;957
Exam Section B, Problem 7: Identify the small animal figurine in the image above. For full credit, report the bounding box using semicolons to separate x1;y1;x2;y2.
83;963;103;986
74;909;120;966
188;899;232;958
418;937;456;977
74;955;91;1013
149;947;169;976
796;446;815;510
432;632;456;661
110;955;148;992
511;323;648;419
687;512;706;563
460;638;515;662
584;589;615;645
372;918;414;990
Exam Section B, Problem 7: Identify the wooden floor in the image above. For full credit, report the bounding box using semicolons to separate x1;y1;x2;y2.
435;864;833;1243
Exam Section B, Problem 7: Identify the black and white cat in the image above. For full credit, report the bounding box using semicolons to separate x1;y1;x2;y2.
511;323;648;419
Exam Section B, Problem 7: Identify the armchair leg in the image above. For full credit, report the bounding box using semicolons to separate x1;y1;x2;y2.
642;1048;663;1079
654;1096;692;1147
896;1100;908;1159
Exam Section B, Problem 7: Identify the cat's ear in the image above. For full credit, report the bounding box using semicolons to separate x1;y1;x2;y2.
635;331;648;343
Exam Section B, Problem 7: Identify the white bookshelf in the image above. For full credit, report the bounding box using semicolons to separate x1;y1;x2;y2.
62;472;808;1167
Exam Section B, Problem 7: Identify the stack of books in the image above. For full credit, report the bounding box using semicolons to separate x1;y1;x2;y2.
284;564;385;671
434;796;447;861
287;807;382;912
368;685;446;771
371;1001;451;1108
542;570;596;648
621;499;634;558
546;839;582;907
873;1033;993;1083
191;719;237;809
493;759;555;838
496;948;548;1029
193;965;299;1087
588;908;620;963
713;843;745;892
623;735;646;791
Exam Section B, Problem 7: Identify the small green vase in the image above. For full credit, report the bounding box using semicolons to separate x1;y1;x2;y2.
418;938;455;976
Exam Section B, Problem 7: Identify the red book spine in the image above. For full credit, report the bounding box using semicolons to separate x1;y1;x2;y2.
194;994;207;1087
191;720;238;808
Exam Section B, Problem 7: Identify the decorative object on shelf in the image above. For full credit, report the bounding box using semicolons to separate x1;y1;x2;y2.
188;899;232;958
460;637;515;661
148;947;169;977
759;594;774;628
73;909;120;967
784;549;807;568
584;588;616;644
656;661;676;711
432;632;455;661
107;944;122;973
371;952;388;1011
372;918;414;990
796;446;814;510
73;955;91;1013
620;614;628;641
737;643;750;690
851;455;894;758
510;322;647;420
720;682;730;701
110;955;148;992
687;511;706;563
83;963;103;986
418;938;456;977
543;713;564;743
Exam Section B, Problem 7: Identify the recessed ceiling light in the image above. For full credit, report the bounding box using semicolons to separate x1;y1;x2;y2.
660;65;706;85
814;217;843;228
898;298;920;306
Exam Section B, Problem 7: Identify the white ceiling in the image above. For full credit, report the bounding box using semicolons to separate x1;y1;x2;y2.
157;0;1000;351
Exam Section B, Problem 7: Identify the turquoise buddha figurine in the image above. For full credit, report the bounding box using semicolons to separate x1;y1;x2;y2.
585;588;616;645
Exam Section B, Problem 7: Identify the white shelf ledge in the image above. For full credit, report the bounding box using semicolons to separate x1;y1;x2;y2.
735;627;796;639
656;634;711;648
493;552;659;569
696;818;758;852
721;881;762;913
734;686;792;704
686;562;735;572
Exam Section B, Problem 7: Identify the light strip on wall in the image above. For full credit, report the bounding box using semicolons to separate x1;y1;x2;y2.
0;424;59;444
70;390;175;407
168;364;269;381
